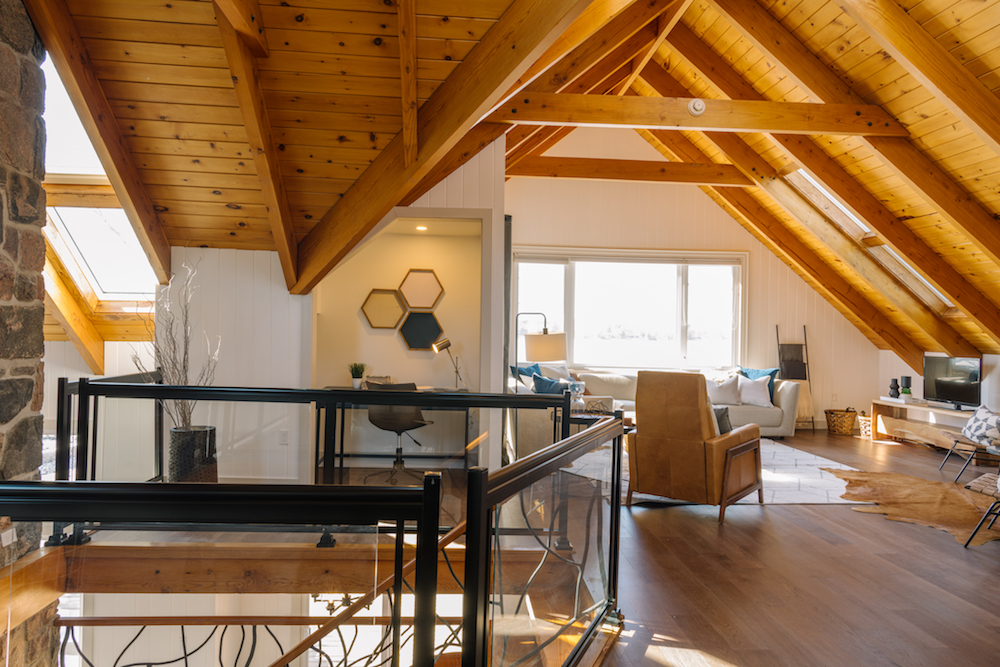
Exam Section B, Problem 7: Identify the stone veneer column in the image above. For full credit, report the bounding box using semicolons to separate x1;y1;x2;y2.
0;0;57;664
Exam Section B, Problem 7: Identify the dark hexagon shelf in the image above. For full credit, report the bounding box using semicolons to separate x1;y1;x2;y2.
399;312;442;350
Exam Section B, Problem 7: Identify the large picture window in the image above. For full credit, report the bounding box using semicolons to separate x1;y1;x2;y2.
514;250;746;370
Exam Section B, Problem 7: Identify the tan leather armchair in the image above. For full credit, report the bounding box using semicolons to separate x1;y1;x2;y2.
626;371;763;522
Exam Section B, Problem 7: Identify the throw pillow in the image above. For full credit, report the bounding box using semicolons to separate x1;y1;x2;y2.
737;374;773;408
706;374;740;405
739;366;779;401
538;363;572;380
713;406;733;434
532;374;571;395
961;405;1000;445
510;363;541;386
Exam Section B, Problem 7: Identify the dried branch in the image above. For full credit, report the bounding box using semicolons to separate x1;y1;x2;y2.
132;263;221;429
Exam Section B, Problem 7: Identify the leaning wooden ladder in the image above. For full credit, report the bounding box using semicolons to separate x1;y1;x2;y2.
776;325;815;432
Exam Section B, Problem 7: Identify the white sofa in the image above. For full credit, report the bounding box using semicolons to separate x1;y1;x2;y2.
578;371;801;438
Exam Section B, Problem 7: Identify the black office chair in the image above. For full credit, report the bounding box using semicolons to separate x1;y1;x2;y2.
364;383;433;485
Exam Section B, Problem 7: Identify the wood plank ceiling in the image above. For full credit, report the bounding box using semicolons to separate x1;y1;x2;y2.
23;0;1000;372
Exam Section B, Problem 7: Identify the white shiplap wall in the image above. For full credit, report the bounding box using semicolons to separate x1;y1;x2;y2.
164;247;312;482
505;128;884;423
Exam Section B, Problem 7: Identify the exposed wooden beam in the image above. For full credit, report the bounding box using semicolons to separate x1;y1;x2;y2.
639;126;925;371
42;182;120;208
666;23;1000;347
0;549;64;632
215;2;297;289
397;0;417;166
44;258;104;375
507;156;753;186
294;0;596;294
861;233;884;248
212;0;268;57
708;0;1000;271
23;0;171;284
488;93;908;136
612;0;694;95
839;0;1000;157
43;223;99;313
638;66;978;358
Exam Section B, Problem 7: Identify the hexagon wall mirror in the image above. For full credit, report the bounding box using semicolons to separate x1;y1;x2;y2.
399;269;444;310
362;289;406;329
399;312;442;350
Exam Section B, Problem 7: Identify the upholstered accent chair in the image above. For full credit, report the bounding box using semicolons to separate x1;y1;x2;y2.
626;371;763;522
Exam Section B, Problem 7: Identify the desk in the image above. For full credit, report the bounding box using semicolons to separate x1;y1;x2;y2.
317;390;471;484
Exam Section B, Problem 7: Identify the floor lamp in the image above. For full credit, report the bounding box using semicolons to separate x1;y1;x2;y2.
512;311;568;387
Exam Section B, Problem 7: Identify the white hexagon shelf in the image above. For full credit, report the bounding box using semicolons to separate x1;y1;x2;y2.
362;289;406;329
398;269;443;310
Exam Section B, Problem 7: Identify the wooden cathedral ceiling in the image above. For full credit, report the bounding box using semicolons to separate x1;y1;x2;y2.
22;0;1000;371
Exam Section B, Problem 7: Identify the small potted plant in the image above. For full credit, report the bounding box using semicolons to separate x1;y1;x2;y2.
348;362;368;389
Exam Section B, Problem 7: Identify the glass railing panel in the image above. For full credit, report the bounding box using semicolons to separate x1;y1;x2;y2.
489;434;617;667
94;397;158;482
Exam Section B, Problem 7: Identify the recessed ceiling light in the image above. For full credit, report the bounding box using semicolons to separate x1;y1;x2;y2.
416;225;427;231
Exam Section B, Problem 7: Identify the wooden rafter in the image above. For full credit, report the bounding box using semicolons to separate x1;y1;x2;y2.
638;65;978;358
397;0;417;166
42;182;121;209
213;0;268;57
44;258;104;375
708;0;1000;270
666;22;1000;348
507;156;753;186
487;94;908;136
612;0;694;95
215;2;297;288
293;0;598;294
839;0;1000;157
23;0;171;284
640;127;925;371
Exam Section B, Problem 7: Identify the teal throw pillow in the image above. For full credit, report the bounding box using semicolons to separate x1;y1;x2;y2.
532;374;570;395
738;366;779;401
510;363;541;386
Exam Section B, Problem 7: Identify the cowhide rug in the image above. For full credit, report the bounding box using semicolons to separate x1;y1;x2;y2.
825;468;1000;547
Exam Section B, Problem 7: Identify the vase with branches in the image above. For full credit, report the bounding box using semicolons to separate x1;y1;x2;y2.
133;263;221;481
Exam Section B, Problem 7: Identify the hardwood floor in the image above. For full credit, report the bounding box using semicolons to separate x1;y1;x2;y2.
603;431;1000;667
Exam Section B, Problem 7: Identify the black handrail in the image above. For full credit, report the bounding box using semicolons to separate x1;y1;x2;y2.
0;473;443;667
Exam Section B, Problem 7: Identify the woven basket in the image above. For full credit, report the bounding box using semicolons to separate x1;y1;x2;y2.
825;408;858;435
858;414;872;439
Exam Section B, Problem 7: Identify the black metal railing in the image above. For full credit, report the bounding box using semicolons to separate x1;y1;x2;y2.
56;380;573;484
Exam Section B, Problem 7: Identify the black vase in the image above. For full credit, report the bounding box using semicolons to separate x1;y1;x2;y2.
889;379;900;398
168;426;217;482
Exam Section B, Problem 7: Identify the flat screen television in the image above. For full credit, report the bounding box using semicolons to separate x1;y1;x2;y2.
923;356;981;409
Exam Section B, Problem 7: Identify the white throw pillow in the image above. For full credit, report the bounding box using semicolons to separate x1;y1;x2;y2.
706;375;740;405
578;373;637;400
738;374;773;408
538;363;572;380
962;405;1000;445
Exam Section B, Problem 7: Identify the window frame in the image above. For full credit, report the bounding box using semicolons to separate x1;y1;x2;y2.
513;246;749;371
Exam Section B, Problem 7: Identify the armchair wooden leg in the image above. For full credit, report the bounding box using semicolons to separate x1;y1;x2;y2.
718;438;763;524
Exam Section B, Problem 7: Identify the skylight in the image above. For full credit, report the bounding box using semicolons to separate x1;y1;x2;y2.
794;169;952;306
48;207;156;300
41;58;104;176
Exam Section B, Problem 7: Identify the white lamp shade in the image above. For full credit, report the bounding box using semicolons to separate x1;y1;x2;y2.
524;332;567;362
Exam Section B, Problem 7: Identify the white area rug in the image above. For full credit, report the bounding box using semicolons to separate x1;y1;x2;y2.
568;438;863;505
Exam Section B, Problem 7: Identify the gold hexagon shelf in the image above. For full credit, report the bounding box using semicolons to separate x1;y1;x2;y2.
398;269;444;310
362;289;406;329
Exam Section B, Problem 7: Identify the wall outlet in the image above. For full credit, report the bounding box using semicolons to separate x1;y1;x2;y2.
831;393;839;404
279;429;289;446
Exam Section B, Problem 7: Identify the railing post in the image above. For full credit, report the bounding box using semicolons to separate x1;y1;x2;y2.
414;471;440;667
55;377;70;481
76;378;90;481
154;370;164;481
462;467;490;667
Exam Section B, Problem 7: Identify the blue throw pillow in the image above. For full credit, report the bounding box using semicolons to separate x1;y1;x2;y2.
510;363;541;386
739;366;779;401
532;373;570;394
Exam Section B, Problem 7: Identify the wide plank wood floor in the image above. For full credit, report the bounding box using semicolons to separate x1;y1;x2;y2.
603;431;1000;667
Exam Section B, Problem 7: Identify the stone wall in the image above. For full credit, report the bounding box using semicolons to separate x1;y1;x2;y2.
0;0;57;665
